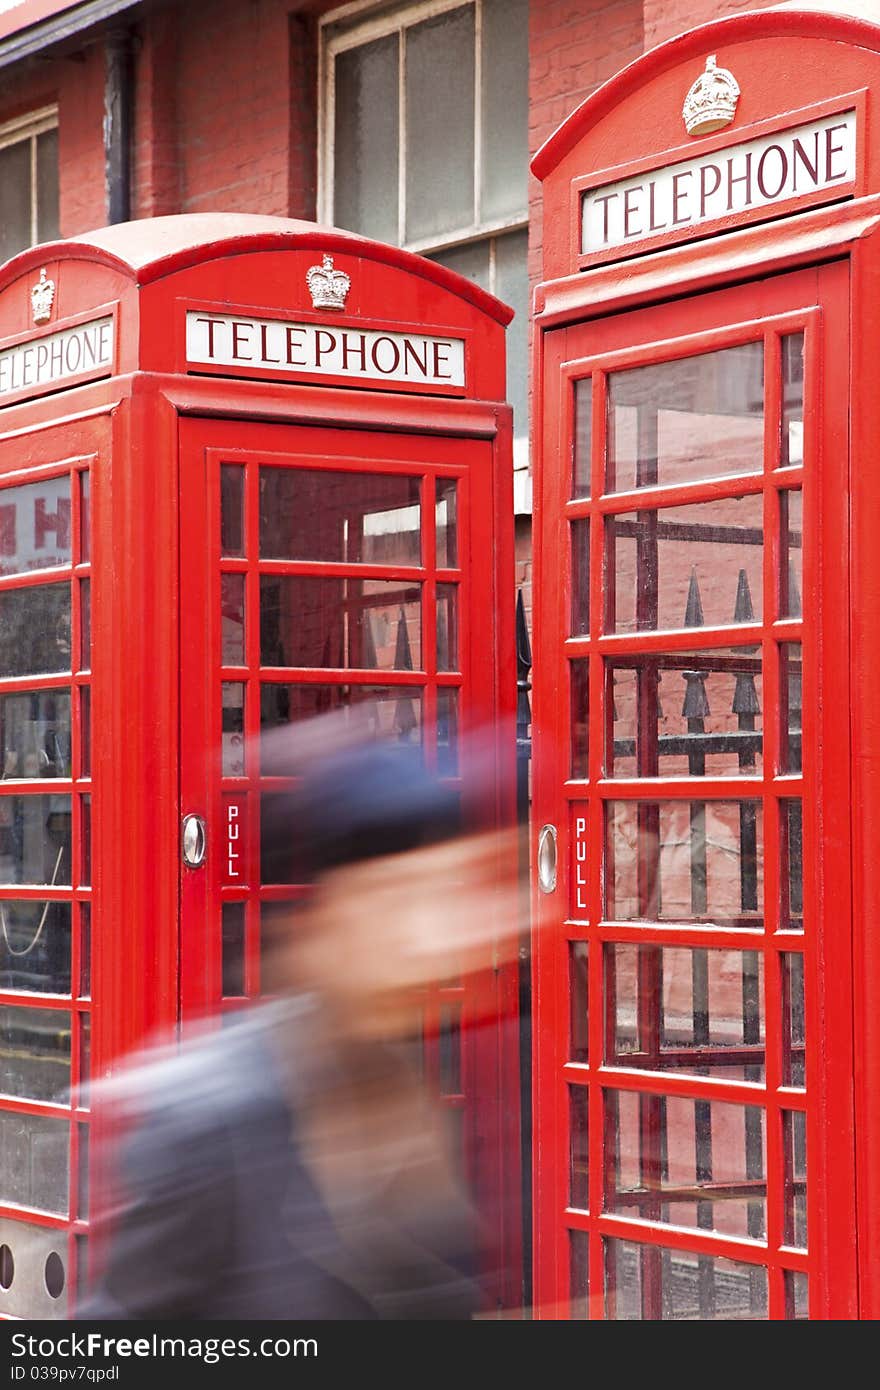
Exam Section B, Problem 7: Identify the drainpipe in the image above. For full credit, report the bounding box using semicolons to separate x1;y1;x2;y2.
104;29;133;224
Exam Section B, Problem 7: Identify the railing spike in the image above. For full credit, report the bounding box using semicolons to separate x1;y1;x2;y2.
682;670;710;719
684;568;705;628
733;569;755;625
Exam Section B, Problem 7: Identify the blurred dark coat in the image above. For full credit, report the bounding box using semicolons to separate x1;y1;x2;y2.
78;1006;479;1321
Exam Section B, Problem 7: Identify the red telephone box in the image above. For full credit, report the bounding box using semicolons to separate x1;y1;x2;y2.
531;9;880;1320
0;214;519;1318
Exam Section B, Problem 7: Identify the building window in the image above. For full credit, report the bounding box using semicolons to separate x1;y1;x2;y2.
0;108;59;264
321;0;529;463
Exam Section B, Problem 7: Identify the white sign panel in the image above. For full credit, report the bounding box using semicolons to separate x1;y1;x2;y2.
186;312;466;389
582;109;857;255
0;316;114;400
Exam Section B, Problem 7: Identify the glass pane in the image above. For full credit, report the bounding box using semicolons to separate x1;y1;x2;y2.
437;687;459;776
607;343;764;492
0;1004;70;1101
79;472;90;564
222;903;246;997
222;683;245;777
0;477;71;576
260;576;421;670
436;584;458;672
785;1269;808;1318
781;799;804;931
429;240;489;292
334;35;399;242
0;901;71;995
220;465;244;557
606;800;763;926
79;579;90;672
780;334;804;468
608;648;762;778
79;796;90;888
480;0;528;221
782;952;806;1087
0;141;31;261
78;903;90;999
571;519;589;636
36;128;59;243
783;1110;807;1249
78;1013;90;1107
494;230;529;442
0;690;71;779
260;469;421;566
605;1238;767;1320
77;1123;89;1220
571;659;589;778
221;574;245;666
573;378;592;499
606;1090;766;1237
570;941;588;1063
607;944;765;1082
0;1110;68;1213
436;478;458;568
79;686;90;779
261;683;422;758
0;795;72;886
780;490;803;618
570;1085;589;1210
607;495;763;634
570;1230;589;1319
780;643;802;774
438;1003;461;1094
0;585;70;677
405;7;475;241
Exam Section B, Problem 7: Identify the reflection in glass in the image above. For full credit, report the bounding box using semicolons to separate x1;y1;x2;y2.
260;577;421;671
78;904;90;999
0;1110;69;1213
780;643;802;774
573;378;592;499
607;343;764;493
0;1004;71;1102
570;1231;589;1319
780;490;803;619
221;574;245;666
260;469;420;566
220;465;244;557
79;580;90;673
0;795;71;887
222;684;245;777
0;585;70;677
570;1085;588;1210
571;660;589;779
79;472;90;564
222;903;246;997
782;953;806;1087
781;800;804;931
437;688;459;776
608;648;762;778
781;334;804;468
0;690;71;779
80;797;91;888
785;1269;808;1319
78;1013;90;1107
436;584;458;672
607;494;763;634
570;941;588;1063
80;686;90;779
606;800;763;925
783;1111;807;1249
0;901;71;995
436;479;458;568
77;1123;88;1220
0;477;71;577
260;684;422;756
605;1238;767;1320
607;944;765;1082
607;1090;766;1238
571;519;589;636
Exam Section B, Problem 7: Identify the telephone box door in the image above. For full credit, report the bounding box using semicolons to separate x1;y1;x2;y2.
532;262;855;1319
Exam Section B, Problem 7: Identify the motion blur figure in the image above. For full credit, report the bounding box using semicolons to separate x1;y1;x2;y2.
79;725;514;1320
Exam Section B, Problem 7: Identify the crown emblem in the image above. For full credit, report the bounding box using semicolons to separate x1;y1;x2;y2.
682;55;740;136
31;267;55;325
306;254;351;311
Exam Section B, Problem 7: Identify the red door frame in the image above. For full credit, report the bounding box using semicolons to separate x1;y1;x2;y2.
531;239;864;1318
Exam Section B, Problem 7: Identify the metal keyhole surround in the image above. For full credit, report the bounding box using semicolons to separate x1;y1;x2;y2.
181;814;207;869
537;823;558;894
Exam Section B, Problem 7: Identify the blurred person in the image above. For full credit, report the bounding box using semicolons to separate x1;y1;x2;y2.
78;726;516;1321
